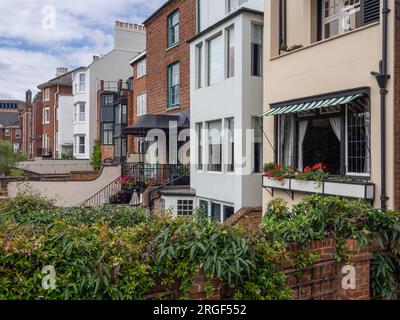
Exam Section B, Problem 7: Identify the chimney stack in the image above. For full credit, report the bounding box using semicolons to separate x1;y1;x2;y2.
93;55;100;62
25;90;32;105
55;67;68;77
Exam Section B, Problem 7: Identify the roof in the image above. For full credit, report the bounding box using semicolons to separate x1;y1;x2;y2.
0;112;19;127
188;7;264;43
159;186;195;196
37;66;85;90
130;51;146;65
143;0;176;25
123;109;190;136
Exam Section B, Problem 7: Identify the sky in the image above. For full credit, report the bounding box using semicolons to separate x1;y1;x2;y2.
0;0;166;100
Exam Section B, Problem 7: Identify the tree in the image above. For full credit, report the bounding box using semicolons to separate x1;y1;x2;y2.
0;141;26;176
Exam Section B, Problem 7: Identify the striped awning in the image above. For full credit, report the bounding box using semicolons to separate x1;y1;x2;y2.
261;93;363;117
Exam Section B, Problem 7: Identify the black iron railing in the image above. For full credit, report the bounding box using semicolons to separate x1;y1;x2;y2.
79;163;190;207
79;176;122;207
122;163;190;184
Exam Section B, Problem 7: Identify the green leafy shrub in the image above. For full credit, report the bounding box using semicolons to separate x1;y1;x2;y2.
0;141;26;176
90;140;102;171
263;195;400;299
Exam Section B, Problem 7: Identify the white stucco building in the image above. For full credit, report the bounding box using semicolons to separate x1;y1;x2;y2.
57;94;74;158
72;21;146;159
189;0;264;221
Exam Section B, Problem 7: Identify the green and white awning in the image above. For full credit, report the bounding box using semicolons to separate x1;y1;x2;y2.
261;93;363;117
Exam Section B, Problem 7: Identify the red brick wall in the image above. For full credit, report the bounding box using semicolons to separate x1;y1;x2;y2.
144;0;195;115
41;85;72;159
101;145;114;162
394;0;400;209
32;93;43;158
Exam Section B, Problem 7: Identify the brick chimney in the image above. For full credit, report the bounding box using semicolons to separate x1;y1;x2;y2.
55;67;68;77
25;90;32;106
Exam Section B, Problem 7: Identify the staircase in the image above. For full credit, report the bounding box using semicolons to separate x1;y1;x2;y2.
80;163;190;208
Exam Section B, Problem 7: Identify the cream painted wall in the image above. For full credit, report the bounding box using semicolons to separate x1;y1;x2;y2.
263;0;396;210
8;166;121;207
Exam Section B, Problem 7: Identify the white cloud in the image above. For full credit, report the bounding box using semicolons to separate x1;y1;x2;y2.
0;0;166;100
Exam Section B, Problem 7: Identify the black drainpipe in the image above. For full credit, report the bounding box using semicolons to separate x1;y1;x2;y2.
371;0;390;210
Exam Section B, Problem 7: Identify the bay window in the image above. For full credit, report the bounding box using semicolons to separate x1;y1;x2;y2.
75;135;85;155
276;96;371;176
75;103;85;123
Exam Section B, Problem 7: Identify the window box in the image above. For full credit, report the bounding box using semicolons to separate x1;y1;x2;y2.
263;176;290;190
291;178;323;194
324;181;374;200
263;176;375;201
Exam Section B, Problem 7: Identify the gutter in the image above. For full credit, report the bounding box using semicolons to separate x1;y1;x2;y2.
371;0;390;210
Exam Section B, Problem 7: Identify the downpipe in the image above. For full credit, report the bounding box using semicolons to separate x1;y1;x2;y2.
371;0;390;210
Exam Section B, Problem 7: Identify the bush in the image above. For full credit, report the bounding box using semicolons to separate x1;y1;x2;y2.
0;141;26;176
0;194;292;300
262;195;400;299
90;140;102;171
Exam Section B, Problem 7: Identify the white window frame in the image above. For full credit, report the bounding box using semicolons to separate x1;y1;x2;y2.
15;129;21;138
79;74;86;92
137;93;147;116
4;129;10;137
226;0;248;13
322;0;361;39
226;25;235;79
137;59;147;78
196;43;203;89
43;88;50;102
177;199;194;216
207;32;224;86
43;107;50;124
75;135;86;155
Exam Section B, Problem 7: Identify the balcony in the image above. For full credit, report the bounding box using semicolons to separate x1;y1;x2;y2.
263;176;375;201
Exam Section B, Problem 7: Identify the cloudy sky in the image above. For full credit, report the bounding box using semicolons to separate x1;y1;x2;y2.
0;0;166;100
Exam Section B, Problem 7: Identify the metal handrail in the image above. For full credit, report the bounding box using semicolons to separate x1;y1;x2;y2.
78;176;122;207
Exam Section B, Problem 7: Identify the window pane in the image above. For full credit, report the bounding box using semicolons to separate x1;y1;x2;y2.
223;206;235;221
227;118;234;172
347;99;370;174
208;35;224;85
196;44;203;88
211;203;221;222
227;27;235;78
199;200;209;216
251;24;263;77
252;117;263;173
208;120;222;172
197;123;203;170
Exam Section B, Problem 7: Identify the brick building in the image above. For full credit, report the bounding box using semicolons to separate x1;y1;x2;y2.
37;67;84;158
0;99;24;153
18;90;33;158
123;0;195;163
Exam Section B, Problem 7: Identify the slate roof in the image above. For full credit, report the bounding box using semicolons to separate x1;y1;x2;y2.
37;66;85;90
0;111;19;127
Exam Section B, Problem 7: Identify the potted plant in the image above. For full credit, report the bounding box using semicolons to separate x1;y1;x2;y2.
291;163;328;192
